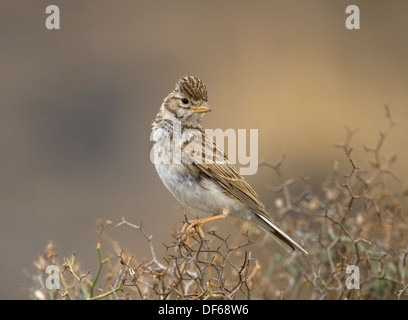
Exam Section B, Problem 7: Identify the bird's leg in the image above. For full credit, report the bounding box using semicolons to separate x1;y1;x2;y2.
179;209;230;242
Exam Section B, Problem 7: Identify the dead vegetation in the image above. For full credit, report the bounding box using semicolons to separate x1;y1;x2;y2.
26;106;408;300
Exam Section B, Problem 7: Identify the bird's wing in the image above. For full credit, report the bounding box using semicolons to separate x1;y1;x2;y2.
183;132;271;220
182;131;308;254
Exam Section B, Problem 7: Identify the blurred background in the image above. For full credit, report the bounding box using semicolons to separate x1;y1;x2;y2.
1;0;407;299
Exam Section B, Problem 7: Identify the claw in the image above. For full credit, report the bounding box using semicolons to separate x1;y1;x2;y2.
179;219;206;242
177;210;230;243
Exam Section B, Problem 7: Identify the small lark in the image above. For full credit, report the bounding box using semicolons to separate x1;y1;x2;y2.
151;76;307;254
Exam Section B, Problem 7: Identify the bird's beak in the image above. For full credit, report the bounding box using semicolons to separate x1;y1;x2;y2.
190;103;212;113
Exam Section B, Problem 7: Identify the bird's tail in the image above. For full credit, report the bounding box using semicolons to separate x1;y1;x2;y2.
256;214;308;255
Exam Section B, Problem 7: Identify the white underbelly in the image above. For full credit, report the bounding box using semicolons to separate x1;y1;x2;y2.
155;163;245;216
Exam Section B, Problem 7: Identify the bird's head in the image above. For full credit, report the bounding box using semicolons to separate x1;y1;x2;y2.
161;76;211;127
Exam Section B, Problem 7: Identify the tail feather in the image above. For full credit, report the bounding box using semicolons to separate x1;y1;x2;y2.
257;214;308;255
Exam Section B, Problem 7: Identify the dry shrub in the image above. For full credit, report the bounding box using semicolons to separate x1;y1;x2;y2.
254;105;408;300
26;219;256;300
26;106;408;300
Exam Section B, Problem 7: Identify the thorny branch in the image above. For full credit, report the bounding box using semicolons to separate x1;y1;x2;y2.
26;105;408;300
116;217;167;271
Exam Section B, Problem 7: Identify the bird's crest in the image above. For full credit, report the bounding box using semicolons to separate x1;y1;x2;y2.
175;76;208;102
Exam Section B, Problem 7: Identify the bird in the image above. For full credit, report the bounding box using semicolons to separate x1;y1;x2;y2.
151;76;308;254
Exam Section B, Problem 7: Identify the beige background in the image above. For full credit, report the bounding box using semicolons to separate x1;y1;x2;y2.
1;0;407;299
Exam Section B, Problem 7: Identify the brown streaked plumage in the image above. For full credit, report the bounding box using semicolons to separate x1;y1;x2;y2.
151;76;307;254
175;76;208;102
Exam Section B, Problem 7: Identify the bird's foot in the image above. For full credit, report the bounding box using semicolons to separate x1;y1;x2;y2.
178;219;206;243
177;210;230;243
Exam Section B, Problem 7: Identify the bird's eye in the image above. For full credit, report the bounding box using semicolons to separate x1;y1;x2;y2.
181;98;189;104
